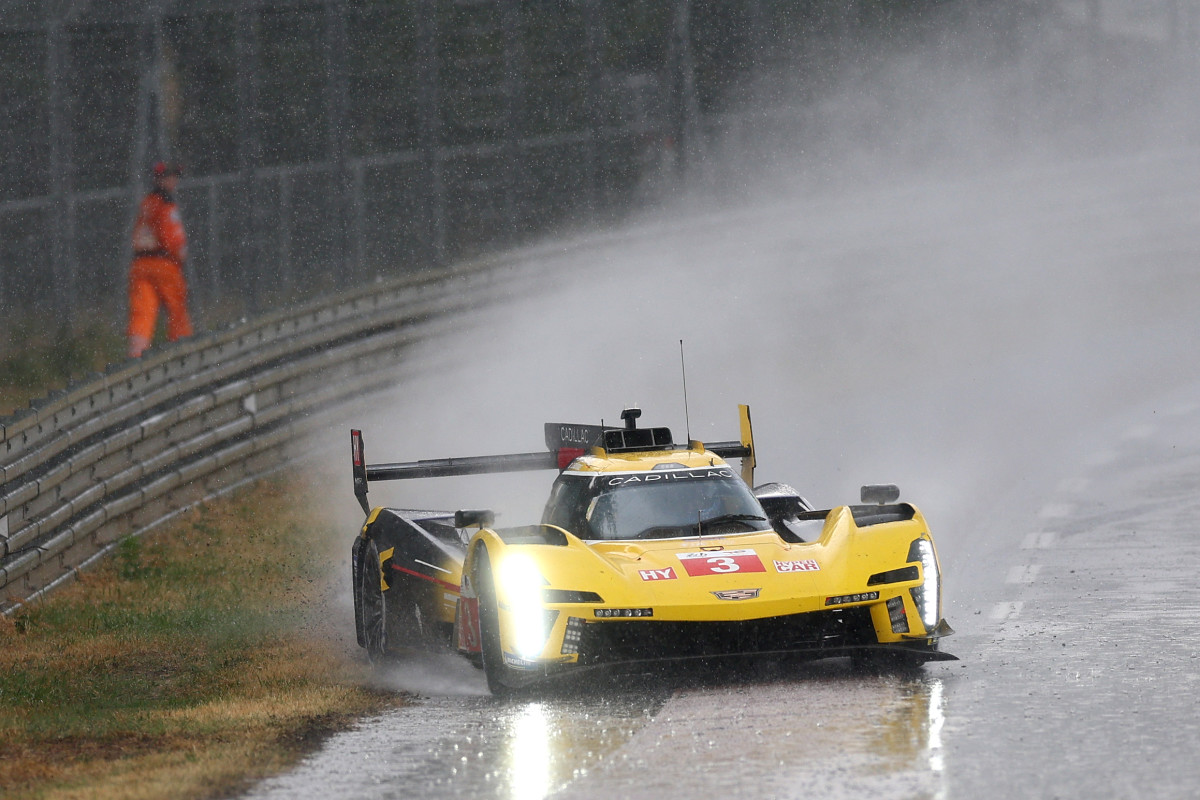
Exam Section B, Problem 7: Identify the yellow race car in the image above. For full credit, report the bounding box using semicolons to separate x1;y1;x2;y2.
349;406;954;694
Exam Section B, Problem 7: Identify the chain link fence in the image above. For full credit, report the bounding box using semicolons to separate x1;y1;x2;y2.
2;0;1197;338
0;0;804;333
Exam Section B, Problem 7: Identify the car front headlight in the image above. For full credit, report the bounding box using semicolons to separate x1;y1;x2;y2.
908;538;940;632
497;553;555;660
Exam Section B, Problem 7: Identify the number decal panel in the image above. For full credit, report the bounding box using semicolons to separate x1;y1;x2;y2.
676;549;766;576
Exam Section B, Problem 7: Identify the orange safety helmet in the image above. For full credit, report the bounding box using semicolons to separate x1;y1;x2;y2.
152;161;183;178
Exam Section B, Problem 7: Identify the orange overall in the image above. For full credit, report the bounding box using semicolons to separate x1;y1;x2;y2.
127;188;191;357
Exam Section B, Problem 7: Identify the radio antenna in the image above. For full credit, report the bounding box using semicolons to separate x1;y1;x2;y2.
679;339;691;443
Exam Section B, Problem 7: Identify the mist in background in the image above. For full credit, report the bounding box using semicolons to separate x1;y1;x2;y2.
316;4;1200;649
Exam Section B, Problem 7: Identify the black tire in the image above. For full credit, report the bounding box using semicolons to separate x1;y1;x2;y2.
358;538;390;662
474;549;518;696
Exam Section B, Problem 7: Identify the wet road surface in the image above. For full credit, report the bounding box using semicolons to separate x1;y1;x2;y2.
245;138;1200;798
247;655;954;800
941;386;1200;799
251;380;1200;800
245;677;663;799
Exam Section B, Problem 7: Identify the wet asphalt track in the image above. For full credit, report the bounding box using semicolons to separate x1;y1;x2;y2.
244;145;1200;799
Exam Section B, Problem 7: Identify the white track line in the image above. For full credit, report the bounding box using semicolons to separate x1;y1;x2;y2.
1006;565;1042;584
1038;503;1074;519
1020;532;1058;550
990;601;1024;622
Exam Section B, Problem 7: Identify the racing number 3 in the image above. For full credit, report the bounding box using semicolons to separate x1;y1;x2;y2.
708;556;739;573
677;549;766;577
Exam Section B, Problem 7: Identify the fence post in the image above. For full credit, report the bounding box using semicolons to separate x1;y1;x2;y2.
46;17;77;326
279;173;292;292
324;0;350;280
206;181;221;307
1183;0;1200;142
669;0;698;181
351;160;366;278
500;0;522;241
415;0;446;266
128;10;169;312
235;8;265;313
583;0;603;213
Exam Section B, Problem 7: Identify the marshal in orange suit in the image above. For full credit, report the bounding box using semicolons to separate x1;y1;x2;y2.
127;162;193;358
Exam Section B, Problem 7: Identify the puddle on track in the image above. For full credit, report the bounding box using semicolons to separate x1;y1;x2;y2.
242;653;953;800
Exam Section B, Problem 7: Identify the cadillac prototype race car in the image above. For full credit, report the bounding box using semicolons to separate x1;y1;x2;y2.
349;406;955;693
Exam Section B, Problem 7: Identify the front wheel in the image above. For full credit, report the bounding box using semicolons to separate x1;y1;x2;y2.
474;549;519;696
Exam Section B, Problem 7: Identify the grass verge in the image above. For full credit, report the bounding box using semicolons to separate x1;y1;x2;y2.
0;317;125;417
0;473;403;800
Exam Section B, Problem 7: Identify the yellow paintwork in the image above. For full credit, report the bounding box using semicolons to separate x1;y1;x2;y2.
378;546;394;592
361;506;383;536
738;403;755;486
454;445;945;666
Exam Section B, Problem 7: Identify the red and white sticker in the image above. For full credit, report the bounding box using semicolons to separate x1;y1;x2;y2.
456;597;481;654
774;559;820;573
676;549;766;576
639;567;677;581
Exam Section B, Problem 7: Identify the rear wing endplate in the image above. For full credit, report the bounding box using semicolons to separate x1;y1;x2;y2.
702;404;756;487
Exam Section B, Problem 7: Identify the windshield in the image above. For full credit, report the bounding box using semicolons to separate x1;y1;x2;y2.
542;467;768;541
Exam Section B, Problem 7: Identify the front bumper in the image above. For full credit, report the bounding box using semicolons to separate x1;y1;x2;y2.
568;605;879;665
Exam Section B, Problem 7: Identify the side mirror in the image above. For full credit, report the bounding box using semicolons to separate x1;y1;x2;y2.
754;482;813;518
860;484;900;505
455;509;495;528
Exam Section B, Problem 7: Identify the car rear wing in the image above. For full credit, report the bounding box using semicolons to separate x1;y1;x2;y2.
350;431;564;514
350;404;756;514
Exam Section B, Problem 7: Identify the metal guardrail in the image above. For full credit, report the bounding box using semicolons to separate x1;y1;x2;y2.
0;251;542;615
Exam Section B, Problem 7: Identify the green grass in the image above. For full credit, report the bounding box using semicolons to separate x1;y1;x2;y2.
0;317;125;416
0;474;402;800
0;317;402;799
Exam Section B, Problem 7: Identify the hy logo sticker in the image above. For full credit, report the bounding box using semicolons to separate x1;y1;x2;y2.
639;567;677;581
